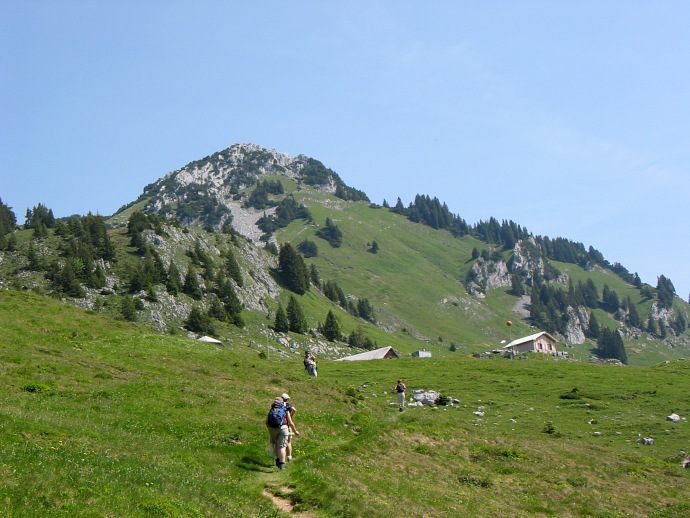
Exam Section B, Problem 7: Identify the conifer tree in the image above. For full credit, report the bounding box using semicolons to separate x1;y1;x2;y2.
315;218;343;248
208;297;227;321
27;241;41;270
55;260;85;297
0;198;16;236
602;284;620;312
166;260;181;295
586;311;600;338
625;296;641;328
656;275;676;309
92;262;106;289
119;296;137;322
322;309;341;342
297;239;318;258
185;306;212;334
5;232;17;251
357;298;375;322
278;243;310;295
287;295;308;334
216;278;243;326
510;274;525;296
583;278;599;307
183;268;203;300
224;248;243;287
646;313;659;336
309;263;321;288
596;327;627;364
273;303;289;333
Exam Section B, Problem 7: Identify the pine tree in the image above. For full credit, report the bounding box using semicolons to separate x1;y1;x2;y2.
315;218;343;247
166;260;181;295
297;239;318;258
322;310;341;342
510;274;525;296
278;243;310;295
309;264;321;288
185;306;212;334
583;279;599;307
208;297;227;321
357;298;375;322
183;268;203;300
602;284;620;312
287;295;308;334
119;296;137;322
56;260;85;297
625;296;641;328
5;233;17;252
216;278;243;327
224;248;243;287
273;303;289;333
27;241;41;270
587;311;600;338
656;275;676;309
0;198;17;236
596;327;627;364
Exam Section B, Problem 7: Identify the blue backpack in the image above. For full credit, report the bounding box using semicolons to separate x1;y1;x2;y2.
267;400;286;428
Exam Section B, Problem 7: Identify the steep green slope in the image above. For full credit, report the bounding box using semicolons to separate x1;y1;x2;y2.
278;195;512;350
2;290;689;517
3;144;689;366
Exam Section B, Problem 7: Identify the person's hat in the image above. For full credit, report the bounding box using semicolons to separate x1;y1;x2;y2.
281;393;290;401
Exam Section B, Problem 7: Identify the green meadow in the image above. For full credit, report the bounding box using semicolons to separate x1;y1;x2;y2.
1;290;689;517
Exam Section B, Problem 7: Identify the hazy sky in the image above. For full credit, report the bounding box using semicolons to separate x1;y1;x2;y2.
2;2;689;298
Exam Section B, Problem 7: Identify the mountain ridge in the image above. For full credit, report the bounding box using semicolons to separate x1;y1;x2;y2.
1;142;689;365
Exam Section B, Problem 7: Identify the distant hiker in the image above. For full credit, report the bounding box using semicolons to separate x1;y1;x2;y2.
395;379;406;412
266;394;299;470
304;350;317;377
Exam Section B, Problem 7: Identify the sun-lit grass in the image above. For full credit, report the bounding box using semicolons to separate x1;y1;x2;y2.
1;290;689;516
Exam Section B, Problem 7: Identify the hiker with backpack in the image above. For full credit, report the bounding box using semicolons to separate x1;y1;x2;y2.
304;350;317;377
395;378;406;412
266;394;299;470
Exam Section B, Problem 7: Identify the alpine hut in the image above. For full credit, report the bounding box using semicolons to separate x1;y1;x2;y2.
336;346;399;361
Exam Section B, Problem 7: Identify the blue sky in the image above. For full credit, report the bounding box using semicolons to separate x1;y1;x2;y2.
2;2;689;298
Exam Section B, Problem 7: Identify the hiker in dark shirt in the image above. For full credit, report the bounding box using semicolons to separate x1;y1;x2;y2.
395;379;406;412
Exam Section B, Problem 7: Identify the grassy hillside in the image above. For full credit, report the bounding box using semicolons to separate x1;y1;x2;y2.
278;195;508;349
2;290;689;517
277;190;690;363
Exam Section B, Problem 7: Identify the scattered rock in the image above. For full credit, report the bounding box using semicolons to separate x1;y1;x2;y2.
667;413;681;422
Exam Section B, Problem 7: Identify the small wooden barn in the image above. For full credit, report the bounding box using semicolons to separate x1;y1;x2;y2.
503;331;559;355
